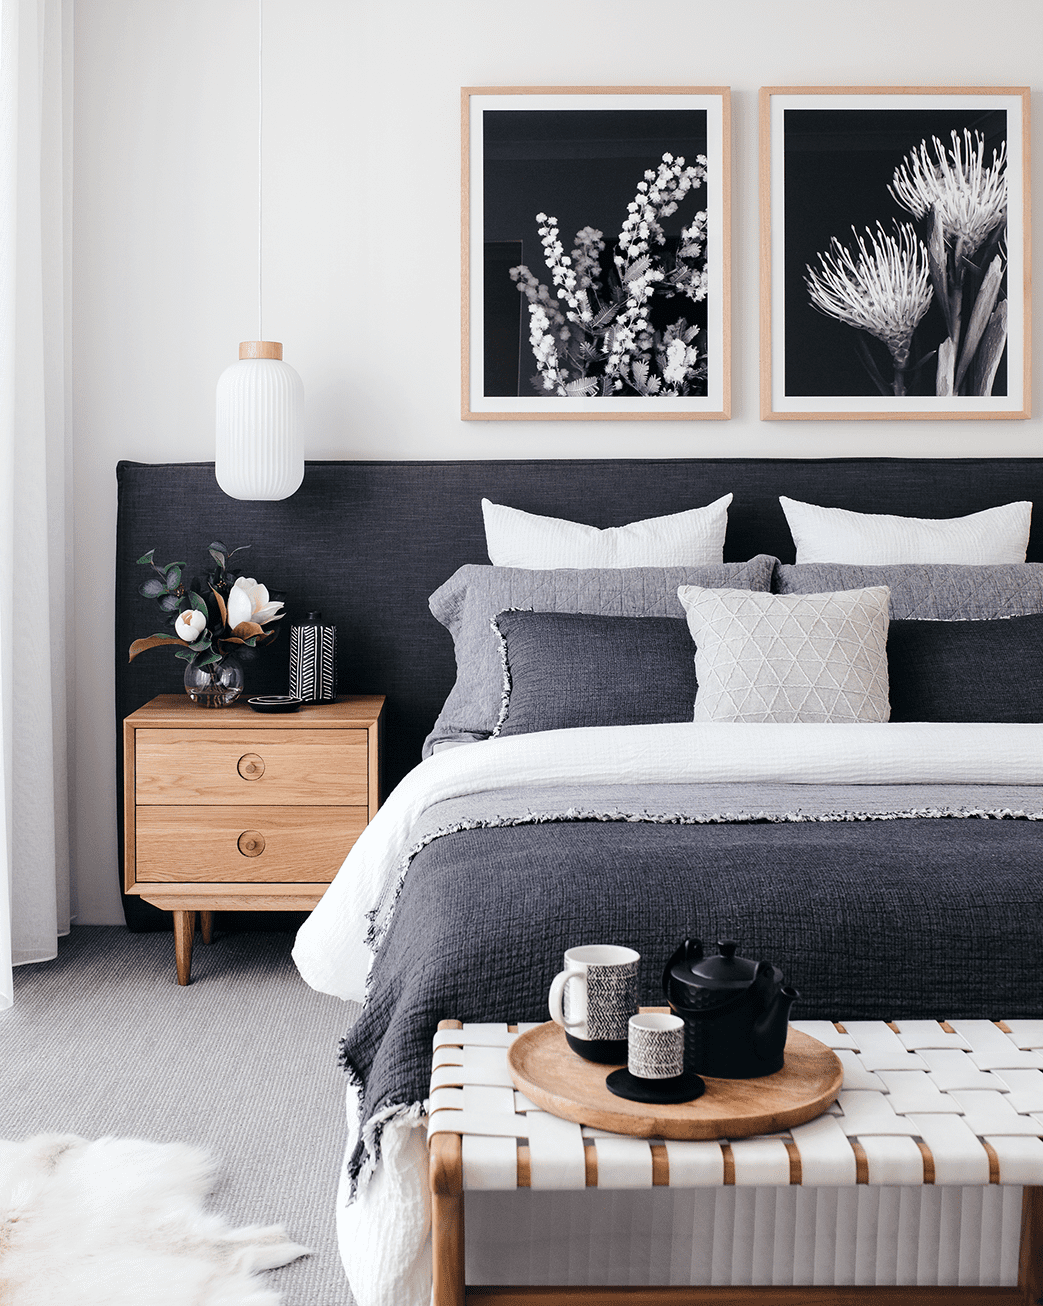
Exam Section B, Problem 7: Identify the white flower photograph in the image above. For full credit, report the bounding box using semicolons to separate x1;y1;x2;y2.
760;88;1029;420
463;88;730;420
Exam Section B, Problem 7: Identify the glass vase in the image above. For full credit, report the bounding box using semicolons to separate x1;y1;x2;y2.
183;657;244;708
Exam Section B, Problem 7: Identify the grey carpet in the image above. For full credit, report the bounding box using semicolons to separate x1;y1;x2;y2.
0;923;361;1305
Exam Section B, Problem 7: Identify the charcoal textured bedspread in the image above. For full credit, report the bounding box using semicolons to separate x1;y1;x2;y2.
340;791;1043;1189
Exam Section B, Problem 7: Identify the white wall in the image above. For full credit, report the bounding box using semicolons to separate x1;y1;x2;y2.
70;0;1042;923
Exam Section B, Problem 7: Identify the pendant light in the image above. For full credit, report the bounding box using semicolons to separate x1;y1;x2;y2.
215;0;304;501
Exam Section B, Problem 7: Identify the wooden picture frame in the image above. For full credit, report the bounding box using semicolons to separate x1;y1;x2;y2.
462;86;731;421
760;86;1030;421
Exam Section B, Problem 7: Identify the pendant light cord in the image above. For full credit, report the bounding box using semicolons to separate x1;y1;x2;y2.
258;0;264;342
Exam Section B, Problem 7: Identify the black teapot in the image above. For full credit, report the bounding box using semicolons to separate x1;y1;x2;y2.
662;939;799;1079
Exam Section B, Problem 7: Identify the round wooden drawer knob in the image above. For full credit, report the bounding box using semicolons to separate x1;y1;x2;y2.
238;753;265;780
237;831;266;857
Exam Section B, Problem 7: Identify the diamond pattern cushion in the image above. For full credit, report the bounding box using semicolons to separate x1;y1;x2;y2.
678;586;891;723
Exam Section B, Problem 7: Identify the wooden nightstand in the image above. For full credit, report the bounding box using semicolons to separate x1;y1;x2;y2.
123;694;384;984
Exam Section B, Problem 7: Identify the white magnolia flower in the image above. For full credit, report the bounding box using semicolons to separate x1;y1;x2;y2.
227;577;284;629
175;609;207;643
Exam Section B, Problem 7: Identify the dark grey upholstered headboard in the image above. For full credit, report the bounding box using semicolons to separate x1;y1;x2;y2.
115;456;1043;927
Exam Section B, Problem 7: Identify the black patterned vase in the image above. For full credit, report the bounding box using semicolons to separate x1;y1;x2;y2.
289;612;337;703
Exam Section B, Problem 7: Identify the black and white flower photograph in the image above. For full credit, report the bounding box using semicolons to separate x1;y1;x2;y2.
761;89;1028;420
463;89;730;420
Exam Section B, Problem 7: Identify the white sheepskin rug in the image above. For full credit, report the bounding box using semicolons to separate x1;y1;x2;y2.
0;1134;310;1306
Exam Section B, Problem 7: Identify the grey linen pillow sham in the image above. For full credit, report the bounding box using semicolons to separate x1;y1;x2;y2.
491;611;698;737
774;562;1043;619
423;556;777;754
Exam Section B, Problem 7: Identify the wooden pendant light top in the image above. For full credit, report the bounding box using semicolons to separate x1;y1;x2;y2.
239;341;283;360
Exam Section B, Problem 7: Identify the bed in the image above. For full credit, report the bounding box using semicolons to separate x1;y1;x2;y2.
113;458;1043;1304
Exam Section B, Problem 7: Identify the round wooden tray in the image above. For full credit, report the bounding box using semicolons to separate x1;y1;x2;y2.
507;1013;842;1139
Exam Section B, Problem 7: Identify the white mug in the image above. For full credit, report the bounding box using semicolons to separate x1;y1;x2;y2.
548;944;640;1044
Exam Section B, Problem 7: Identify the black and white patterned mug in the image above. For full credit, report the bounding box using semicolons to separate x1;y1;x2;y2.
628;1012;685;1080
548;945;640;1064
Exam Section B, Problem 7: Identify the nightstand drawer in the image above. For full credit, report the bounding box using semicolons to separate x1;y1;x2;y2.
134;729;368;805
134;805;368;882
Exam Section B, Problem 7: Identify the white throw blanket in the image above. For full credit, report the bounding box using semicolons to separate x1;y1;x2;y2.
292;720;1043;1004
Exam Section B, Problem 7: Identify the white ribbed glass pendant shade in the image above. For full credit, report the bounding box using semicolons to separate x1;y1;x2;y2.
215;341;305;500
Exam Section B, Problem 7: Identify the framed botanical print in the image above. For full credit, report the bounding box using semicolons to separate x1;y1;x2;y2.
462;86;731;420
760;86;1030;420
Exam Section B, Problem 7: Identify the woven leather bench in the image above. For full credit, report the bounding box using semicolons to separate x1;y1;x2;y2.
428;1018;1043;1306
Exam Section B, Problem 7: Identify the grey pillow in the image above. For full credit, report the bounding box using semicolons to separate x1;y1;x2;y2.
423;556;777;754
888;613;1043;722
774;563;1043;620
491;611;698;737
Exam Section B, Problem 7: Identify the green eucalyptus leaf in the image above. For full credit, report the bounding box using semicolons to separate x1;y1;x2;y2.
140;578;167;598
136;549;156;566
158;594;180;612
208;548;226;568
189;591;209;614
165;566;182;589
195;650;221;668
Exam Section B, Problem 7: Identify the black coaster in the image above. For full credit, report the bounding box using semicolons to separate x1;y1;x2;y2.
248;696;302;713
605;1068;706;1104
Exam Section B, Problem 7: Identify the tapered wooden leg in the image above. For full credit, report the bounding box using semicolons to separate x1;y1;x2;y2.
430;1132;464;1306
173;911;196;985
1020;1186;1043;1305
200;911;214;944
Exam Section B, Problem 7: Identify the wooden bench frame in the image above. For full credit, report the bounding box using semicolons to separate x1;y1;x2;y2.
430;1021;1043;1306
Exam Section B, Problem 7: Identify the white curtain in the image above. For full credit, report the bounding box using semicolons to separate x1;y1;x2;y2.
0;0;71;1009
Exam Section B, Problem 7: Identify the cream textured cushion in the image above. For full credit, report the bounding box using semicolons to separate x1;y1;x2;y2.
678;585;891;723
779;497;1032;565
482;495;732;568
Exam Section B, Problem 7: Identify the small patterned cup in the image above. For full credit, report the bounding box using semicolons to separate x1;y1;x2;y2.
628;1012;685;1080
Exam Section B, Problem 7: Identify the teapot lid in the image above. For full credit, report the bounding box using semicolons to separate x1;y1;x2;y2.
685;940;758;991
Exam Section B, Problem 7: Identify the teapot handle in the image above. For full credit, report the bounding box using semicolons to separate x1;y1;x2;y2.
661;942;688;997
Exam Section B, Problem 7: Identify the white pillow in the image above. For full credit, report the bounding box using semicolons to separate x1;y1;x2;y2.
779;497;1031;565
677;585;891;724
482;495;732;569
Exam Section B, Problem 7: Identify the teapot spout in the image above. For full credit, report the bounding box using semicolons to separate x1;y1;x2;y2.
753;985;800;1061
